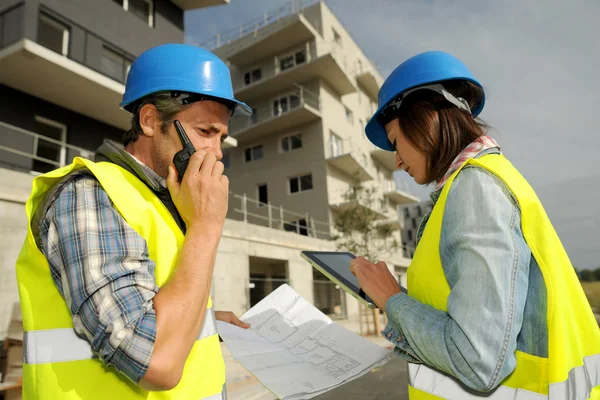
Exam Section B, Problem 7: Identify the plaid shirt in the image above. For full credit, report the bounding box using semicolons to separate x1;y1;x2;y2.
37;141;180;383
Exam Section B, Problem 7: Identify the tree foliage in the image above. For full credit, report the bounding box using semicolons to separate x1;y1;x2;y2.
332;185;399;261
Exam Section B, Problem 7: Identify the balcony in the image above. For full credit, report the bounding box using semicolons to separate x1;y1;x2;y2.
203;0;320;63
0;120;93;175
229;85;321;143
383;180;420;205
171;0;230;10
231;41;355;102
370;144;398;171
326;140;375;182
0;4;131;130
355;60;382;101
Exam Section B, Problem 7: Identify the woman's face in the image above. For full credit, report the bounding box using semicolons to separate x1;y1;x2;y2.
385;118;428;185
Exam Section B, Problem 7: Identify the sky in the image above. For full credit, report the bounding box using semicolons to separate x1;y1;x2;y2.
185;0;599;270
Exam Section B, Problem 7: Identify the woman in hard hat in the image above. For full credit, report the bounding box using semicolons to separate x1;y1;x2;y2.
350;51;600;399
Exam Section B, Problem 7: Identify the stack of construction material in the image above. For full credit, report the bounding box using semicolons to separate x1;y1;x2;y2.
0;303;22;400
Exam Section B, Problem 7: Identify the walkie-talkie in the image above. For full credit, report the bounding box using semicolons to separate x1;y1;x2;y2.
173;120;196;182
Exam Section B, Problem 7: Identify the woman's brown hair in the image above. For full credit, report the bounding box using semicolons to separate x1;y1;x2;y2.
395;80;488;184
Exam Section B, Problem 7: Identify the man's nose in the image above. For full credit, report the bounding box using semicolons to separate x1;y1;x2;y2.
209;141;223;161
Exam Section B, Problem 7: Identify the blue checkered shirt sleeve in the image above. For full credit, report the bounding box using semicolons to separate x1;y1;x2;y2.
39;175;158;384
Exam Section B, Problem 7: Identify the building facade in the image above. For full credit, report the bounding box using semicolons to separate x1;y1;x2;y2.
400;200;433;258
0;0;231;337
203;0;420;318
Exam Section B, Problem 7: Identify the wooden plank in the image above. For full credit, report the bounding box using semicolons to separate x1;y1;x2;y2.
0;380;22;392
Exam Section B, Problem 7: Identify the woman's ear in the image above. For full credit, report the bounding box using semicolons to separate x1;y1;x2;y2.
138;104;159;138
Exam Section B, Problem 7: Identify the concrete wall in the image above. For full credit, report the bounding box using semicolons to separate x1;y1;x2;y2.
224;116;331;232
0;168;33;338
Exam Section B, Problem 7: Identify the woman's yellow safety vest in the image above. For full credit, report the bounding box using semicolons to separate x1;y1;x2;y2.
15;157;226;400
406;154;600;399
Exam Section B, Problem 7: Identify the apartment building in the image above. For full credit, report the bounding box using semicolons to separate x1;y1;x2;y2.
203;0;420;315
0;0;231;337
400;200;433;258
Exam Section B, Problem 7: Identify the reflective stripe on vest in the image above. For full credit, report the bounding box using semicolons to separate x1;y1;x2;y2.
409;356;600;400
23;308;218;364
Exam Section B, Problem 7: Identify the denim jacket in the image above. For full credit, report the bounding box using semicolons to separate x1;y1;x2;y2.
383;149;548;392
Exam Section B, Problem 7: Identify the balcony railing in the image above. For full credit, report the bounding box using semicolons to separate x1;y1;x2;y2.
230;85;321;135
326;139;377;182
0;121;93;174
199;0;320;51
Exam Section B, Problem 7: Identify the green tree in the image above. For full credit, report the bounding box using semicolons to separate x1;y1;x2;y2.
332;185;399;261
579;269;594;282
593;267;600;281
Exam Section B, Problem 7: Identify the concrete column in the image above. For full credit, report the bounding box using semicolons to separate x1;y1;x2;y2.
212;245;250;317
287;258;314;305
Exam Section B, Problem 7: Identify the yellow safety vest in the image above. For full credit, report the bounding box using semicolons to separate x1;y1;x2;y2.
407;154;600;400
15;157;226;399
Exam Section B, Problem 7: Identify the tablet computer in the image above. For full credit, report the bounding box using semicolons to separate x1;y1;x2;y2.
300;251;377;308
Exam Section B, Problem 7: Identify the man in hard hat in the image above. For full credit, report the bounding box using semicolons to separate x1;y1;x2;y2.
15;44;252;399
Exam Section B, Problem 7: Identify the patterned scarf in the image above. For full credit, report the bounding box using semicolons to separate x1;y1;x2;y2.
435;135;500;190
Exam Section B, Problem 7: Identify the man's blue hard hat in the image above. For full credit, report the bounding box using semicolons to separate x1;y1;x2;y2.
365;51;485;151
120;43;252;116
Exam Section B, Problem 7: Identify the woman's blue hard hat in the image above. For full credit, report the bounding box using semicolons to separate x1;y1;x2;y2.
365;51;485;151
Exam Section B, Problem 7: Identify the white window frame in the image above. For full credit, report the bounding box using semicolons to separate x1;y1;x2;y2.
288;173;313;195
277;46;307;72
243;67;263;86
244;145;264;163
39;14;70;56
280;132;302;153
329;131;344;158
272;90;301;117
33;115;68;167
120;0;154;27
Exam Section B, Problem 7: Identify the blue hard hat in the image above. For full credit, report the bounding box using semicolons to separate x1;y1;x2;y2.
365;51;485;151
120;43;252;116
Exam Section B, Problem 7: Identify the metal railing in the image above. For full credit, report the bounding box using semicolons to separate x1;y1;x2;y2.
199;0;320;51
230;191;334;240
0;121;94;174
230;84;321;134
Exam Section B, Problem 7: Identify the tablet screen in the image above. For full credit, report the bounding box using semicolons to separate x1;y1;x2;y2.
310;252;359;290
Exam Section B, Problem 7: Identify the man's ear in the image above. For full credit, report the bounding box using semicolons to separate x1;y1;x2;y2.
139;104;160;138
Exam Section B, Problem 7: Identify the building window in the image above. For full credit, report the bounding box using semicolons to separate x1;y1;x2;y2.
284;218;308;236
333;28;342;45
344;107;353;125
329;131;344;157
408;230;413;241
412;218;418;229
257;184;268;206
32;116;67;174
101;46;132;83
38;14;69;56
403;207;410;218
279;49;307;72
273;91;300;116
113;0;154;27
289;174;313;194
417;206;423;216
244;145;263;162
222;154;231;168
244;68;262;85
281;133;302;152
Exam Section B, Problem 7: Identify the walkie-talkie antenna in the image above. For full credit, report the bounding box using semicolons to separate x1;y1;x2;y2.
174;120;192;146
172;120;196;182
